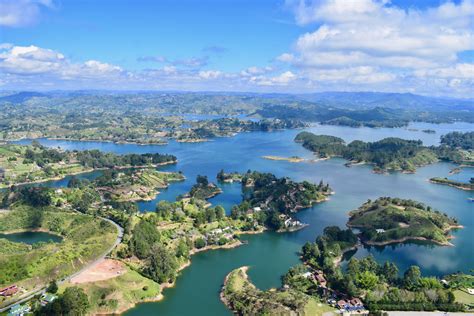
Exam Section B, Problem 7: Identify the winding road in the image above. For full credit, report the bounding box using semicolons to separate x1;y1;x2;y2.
0;216;123;313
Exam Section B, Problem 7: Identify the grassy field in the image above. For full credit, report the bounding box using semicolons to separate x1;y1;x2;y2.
0;205;117;297
60;266;161;314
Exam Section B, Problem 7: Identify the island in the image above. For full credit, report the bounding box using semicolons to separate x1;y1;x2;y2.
228;170;332;232
185;175;222;200
347;197;462;246
0;143;177;188
216;170;243;183
94;168;185;202
429;177;474;191
261;155;305;163
294;131;474;173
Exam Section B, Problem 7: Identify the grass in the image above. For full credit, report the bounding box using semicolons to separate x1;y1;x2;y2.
454;289;474;305
303;298;336;316
60;266;161;314
0;205;117;292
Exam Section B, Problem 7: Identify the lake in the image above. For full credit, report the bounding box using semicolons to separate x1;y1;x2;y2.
13;121;474;316
0;231;62;245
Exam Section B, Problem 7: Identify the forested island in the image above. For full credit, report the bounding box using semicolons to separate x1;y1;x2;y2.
294;131;474;173
227;170;332;232
0;143;177;187
347;197;461;246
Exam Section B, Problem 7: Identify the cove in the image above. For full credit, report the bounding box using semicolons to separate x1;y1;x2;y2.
0;231;62;245
13;121;474;316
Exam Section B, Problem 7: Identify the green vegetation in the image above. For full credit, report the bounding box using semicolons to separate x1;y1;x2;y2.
221;266;334;316
0;188;117;291
440;131;474;150
430;177;474;191
292;226;465;313
94;168;185;202
36;286;90;316
348;197;460;246
187;175;222;200
61;266;161;315
295;131;474;172
0;143;177;187
228;170;332;231
216;170;243;183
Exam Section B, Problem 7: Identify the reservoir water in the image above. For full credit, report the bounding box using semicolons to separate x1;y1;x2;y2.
0;231;62;245
14;122;474;316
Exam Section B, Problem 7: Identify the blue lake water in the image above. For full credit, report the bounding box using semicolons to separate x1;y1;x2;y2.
13;121;474;316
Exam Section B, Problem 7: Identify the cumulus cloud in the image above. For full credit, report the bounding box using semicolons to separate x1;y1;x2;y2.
0;0;54;27
281;0;474;97
0;45;123;81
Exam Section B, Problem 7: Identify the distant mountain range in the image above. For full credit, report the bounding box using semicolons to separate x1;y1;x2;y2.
1;90;472;113
292;92;473;111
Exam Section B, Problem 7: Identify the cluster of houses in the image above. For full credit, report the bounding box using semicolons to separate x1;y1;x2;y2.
206;227;234;244
301;270;367;315
5;293;57;316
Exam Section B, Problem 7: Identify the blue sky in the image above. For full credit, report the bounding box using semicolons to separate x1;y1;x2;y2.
0;0;473;97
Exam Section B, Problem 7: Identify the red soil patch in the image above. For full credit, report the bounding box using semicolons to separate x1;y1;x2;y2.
71;259;125;284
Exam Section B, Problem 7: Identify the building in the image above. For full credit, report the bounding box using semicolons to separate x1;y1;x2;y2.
41;293;58;306
7;303;30;316
301;272;313;279
375;228;385;233
315;273;327;287
0;285;18;297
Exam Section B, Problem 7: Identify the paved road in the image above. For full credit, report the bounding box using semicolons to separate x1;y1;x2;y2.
0;216;123;313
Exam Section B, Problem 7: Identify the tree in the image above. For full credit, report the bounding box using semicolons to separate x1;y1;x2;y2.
215;205;225;220
196;175;208;186
194;237;206;249
382;261;399;284
38;286;90;316
145;244;178;283
61;287;90;315
403;265;421;290
129;220;161;259
176;239;189;259
46;280;58;294
356;271;379;290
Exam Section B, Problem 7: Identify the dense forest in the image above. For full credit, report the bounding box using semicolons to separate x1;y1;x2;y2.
295;131;474;172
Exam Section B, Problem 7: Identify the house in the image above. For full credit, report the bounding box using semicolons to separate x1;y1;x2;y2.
375;228;385;233
315;274;327;287
41;293;57;306
301;272;313;279
0;285;18;297
7;303;30;316
336;300;348;309
349;297;364;307
467;288;474;295
253;207;262;212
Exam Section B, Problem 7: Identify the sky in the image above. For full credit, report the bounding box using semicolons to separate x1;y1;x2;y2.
0;0;473;97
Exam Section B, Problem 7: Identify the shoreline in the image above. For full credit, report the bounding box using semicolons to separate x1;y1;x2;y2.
429;179;473;191
1;161;178;189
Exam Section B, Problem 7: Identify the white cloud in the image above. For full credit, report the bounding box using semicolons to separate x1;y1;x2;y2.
280;0;474;97
250;71;297;86
198;70;222;79
0;0;54;27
